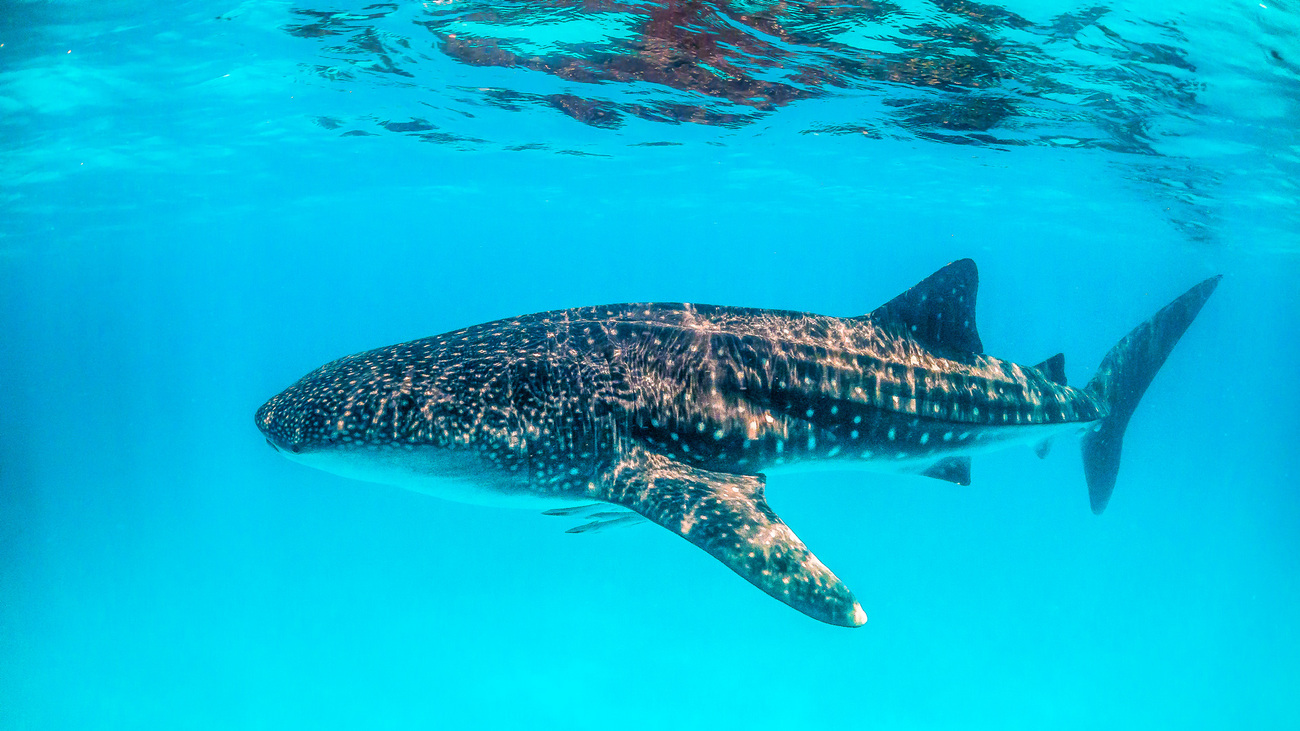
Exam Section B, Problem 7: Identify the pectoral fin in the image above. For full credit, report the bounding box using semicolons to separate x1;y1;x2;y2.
591;450;866;628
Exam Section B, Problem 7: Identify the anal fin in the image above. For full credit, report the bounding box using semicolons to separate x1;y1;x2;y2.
591;450;866;628
921;456;971;486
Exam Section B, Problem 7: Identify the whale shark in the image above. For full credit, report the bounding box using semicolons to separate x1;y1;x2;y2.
255;260;1220;627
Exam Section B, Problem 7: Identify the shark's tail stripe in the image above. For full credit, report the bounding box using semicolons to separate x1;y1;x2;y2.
1082;275;1222;514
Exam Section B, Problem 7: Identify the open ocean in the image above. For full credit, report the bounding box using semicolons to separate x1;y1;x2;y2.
2;0;1298;728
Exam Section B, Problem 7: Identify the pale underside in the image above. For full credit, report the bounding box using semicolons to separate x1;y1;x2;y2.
289;417;1091;508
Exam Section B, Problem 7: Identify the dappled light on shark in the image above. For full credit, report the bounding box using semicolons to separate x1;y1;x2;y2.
256;260;1220;626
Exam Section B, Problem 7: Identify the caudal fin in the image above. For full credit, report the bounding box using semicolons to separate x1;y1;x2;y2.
1082;275;1222;514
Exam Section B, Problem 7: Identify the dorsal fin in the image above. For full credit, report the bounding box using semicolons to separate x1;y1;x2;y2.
862;259;983;354
921;456;971;485
1033;352;1067;385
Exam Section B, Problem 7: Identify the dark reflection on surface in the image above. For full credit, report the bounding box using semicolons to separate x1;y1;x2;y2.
284;0;1199;154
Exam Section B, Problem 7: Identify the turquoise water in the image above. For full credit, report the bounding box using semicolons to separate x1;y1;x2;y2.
2;0;1299;727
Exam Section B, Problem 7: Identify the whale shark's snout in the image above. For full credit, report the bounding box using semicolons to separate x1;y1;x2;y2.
255;351;457;462
255;391;310;454
254;374;353;456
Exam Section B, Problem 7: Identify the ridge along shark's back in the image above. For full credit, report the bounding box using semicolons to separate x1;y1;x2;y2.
256;259;1221;627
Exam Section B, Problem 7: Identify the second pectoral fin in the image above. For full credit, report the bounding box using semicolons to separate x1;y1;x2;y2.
591;450;866;628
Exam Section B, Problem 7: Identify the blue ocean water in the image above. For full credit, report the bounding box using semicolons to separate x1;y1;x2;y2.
2;0;1299;727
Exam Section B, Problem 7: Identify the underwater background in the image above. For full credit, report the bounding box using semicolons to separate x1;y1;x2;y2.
2;0;1299;727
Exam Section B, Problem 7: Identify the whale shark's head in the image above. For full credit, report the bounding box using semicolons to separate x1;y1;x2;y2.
254;348;548;505
253;349;451;476
256;355;394;457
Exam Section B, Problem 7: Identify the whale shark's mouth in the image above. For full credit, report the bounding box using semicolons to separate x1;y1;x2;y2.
264;438;299;455
260;425;303;454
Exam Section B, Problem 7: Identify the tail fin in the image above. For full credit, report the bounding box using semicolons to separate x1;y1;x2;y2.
1082;275;1222;514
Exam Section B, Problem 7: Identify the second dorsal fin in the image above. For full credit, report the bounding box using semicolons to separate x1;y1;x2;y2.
862;259;983;354
1034;353;1067;385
